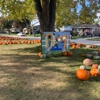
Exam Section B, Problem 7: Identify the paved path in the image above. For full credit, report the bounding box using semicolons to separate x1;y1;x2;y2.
71;37;100;46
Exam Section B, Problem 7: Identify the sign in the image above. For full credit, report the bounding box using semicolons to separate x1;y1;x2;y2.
41;32;71;55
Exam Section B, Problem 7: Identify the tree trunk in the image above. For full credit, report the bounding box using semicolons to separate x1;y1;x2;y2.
34;0;56;32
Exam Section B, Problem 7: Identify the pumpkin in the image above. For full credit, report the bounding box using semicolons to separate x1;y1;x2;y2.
83;58;92;66
71;45;76;49
98;50;100;55
79;43;83;47
67;51;72;56
90;69;99;76
98;65;100;70
92;51;98;55
92;64;98;69
38;52;42;57
81;54;85;57
75;44;80;48
76;69;90;81
93;55;100;60
86;54;92;58
80;65;86;70
86;45;91;48
62;52;67;56
91;45;96;48
97;65;100;75
40;54;46;58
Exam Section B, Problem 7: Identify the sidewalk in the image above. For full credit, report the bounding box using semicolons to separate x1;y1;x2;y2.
71;37;100;46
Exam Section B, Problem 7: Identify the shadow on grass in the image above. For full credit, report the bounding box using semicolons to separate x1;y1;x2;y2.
0;46;100;100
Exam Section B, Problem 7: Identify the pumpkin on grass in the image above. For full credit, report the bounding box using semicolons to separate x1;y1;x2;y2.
83;58;92;66
81;54;85;57
80;65;86;70
91;45;96;48
90;69;99;76
62;52;67;56
38;52;42;57
98;50;100;55
67;51;72;56
97;65;100;75
71;45;76;49
76;69;90;81
92;64;98;69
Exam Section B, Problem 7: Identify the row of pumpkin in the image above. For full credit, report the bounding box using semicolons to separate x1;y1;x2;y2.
76;58;100;81
38;51;73;58
0;36;41;45
81;50;100;60
70;42;96;49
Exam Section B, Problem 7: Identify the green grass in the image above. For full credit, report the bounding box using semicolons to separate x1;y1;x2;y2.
0;43;100;100
88;37;100;41
71;36;88;39
0;32;41;37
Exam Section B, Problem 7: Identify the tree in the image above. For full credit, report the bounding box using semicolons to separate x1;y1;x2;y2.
34;0;56;32
0;0;100;31
56;0;100;26
78;0;100;24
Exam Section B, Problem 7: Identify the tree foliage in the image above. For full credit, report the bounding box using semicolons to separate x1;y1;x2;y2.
0;0;36;21
0;0;100;31
56;0;100;27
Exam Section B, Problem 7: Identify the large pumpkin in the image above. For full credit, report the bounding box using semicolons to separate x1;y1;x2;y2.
83;58;92;66
76;69;90;81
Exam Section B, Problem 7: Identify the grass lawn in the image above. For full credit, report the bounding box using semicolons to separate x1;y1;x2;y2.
0;33;41;37
87;37;100;41
0;43;100;100
71;36;89;39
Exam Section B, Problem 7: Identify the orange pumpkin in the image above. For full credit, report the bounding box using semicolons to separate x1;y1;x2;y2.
79;43;83;47
62;52;67;56
92;64;98;69
71;45;76;49
76;69;90;81
67;51;72;56
98;50;100;55
38;52;42;57
81;54;85;57
97;71;100;76
90;69;99;76
75;44;80;48
92;45;96;48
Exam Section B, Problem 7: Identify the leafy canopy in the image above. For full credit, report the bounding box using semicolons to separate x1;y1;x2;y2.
0;0;99;26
